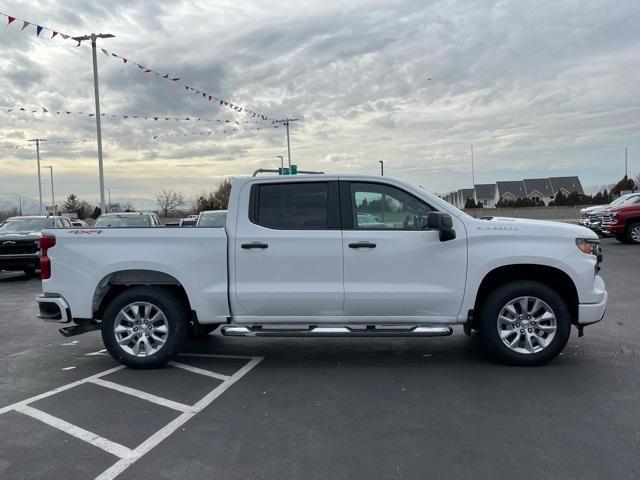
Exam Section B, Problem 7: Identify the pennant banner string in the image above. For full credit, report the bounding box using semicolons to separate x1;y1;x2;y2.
1;105;282;128
0;11;284;122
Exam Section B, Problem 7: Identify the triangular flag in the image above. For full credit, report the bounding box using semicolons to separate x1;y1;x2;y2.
123;115;128;119
111;53;118;58
88;113;95;117
60;33;69;39
21;21;30;30
184;86;189;90
36;25;43;37
51;31;58;38
7;16;15;25
136;64;144;69
101;48;109;56
162;73;169;79
154;117;159;121
208;95;212;101
144;69;151;73
122;58;127;64
171;77;180;81
42;107;48;113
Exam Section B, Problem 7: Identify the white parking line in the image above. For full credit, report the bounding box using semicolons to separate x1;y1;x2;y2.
15;404;133;459
95;356;263;480
168;361;230;381
0;355;263;480
89;378;196;413
0;365;125;416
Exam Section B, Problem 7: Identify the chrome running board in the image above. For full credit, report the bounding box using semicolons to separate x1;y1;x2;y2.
221;325;453;337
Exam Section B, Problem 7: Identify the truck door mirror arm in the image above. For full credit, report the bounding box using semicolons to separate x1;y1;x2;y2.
425;212;456;242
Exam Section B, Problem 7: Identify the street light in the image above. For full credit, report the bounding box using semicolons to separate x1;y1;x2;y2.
11;193;22;216
43;166;55;214
28;138;46;214
104;186;111;213
276;156;284;170
72;32;115;215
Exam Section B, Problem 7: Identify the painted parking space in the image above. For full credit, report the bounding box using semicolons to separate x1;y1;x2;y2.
0;353;263;480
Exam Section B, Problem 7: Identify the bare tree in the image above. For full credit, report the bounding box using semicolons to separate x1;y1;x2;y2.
156;189;185;217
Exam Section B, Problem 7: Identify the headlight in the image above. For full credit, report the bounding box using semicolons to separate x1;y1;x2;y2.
576;238;600;256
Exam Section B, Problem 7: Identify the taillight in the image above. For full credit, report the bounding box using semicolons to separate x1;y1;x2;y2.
40;235;56;279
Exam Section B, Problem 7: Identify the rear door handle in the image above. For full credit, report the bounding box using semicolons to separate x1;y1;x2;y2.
241;242;269;249
348;241;376;249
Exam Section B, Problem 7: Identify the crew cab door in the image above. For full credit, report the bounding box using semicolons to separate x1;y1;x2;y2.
231;180;344;321
340;181;467;320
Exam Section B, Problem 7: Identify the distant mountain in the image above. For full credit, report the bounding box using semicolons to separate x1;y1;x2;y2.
0;194;41;215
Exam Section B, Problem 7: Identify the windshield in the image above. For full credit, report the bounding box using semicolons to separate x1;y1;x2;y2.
0;218;55;233
197;211;227;227
94;215;151;227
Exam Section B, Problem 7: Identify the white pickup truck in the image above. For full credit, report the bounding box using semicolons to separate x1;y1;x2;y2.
36;174;607;367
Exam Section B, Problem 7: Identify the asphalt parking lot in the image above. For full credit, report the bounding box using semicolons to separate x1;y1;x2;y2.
0;237;639;480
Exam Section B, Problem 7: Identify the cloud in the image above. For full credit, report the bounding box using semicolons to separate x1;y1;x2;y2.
0;0;639;205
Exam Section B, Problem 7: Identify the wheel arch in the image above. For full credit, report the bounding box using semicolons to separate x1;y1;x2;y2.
472;264;579;330
92;269;192;321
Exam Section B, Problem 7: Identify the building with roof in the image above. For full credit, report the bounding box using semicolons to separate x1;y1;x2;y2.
495;180;527;204
522;178;554;205
474;183;497;208
442;176;584;208
549;176;584;196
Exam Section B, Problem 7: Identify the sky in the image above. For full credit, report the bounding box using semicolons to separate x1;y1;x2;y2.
0;0;639;208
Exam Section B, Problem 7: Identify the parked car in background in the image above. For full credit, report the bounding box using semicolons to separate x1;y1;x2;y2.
196;210;227;227
579;193;640;234
93;212;161;228
601;196;640;244
37;175;606;368
0;215;72;275
179;217;197;227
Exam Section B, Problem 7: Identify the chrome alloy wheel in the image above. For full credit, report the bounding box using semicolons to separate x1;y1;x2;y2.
631;225;640;242
497;296;557;354
114;302;169;357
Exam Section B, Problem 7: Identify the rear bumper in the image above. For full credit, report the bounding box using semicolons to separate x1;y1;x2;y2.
577;275;607;325
0;254;39;270
36;294;71;323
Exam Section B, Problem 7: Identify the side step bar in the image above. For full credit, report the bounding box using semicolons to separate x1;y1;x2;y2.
221;325;453;337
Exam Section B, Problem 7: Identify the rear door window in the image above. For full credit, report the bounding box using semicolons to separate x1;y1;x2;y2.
251;182;338;230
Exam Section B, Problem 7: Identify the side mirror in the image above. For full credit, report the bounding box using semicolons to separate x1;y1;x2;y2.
426;212;456;242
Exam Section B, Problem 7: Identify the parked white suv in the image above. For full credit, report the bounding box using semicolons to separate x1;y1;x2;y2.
36;175;606;368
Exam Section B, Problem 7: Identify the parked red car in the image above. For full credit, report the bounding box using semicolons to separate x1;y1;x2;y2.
601;195;640;244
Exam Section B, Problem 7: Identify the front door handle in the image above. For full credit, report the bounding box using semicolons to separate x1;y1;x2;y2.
241;242;269;249
348;241;376;249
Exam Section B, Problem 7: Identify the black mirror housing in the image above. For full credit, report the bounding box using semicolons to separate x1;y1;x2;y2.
426;212;456;241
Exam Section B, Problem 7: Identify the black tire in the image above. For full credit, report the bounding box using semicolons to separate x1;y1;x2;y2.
101;286;188;369
626;222;640;244
615;235;628;244
189;323;219;339
479;281;571;366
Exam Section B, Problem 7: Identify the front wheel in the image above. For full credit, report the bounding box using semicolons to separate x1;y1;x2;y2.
101;286;188;368
627;222;640;244
479;281;571;366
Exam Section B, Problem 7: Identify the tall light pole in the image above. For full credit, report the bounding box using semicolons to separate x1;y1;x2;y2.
625;147;628;179
12;193;22;216
43;166;55;214
72;32;115;214
104;186;111;213
379;160;384;176
281;118;299;169
28;138;46;214
470;143;476;187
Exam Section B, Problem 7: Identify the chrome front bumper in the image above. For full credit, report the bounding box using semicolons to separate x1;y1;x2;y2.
578;275;607;325
36;294;71;323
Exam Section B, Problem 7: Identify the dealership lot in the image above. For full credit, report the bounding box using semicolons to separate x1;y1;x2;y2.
0;238;639;480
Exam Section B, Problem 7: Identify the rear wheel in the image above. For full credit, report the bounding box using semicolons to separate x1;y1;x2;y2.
101;286;188;368
479;281;571;366
626;222;640;244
